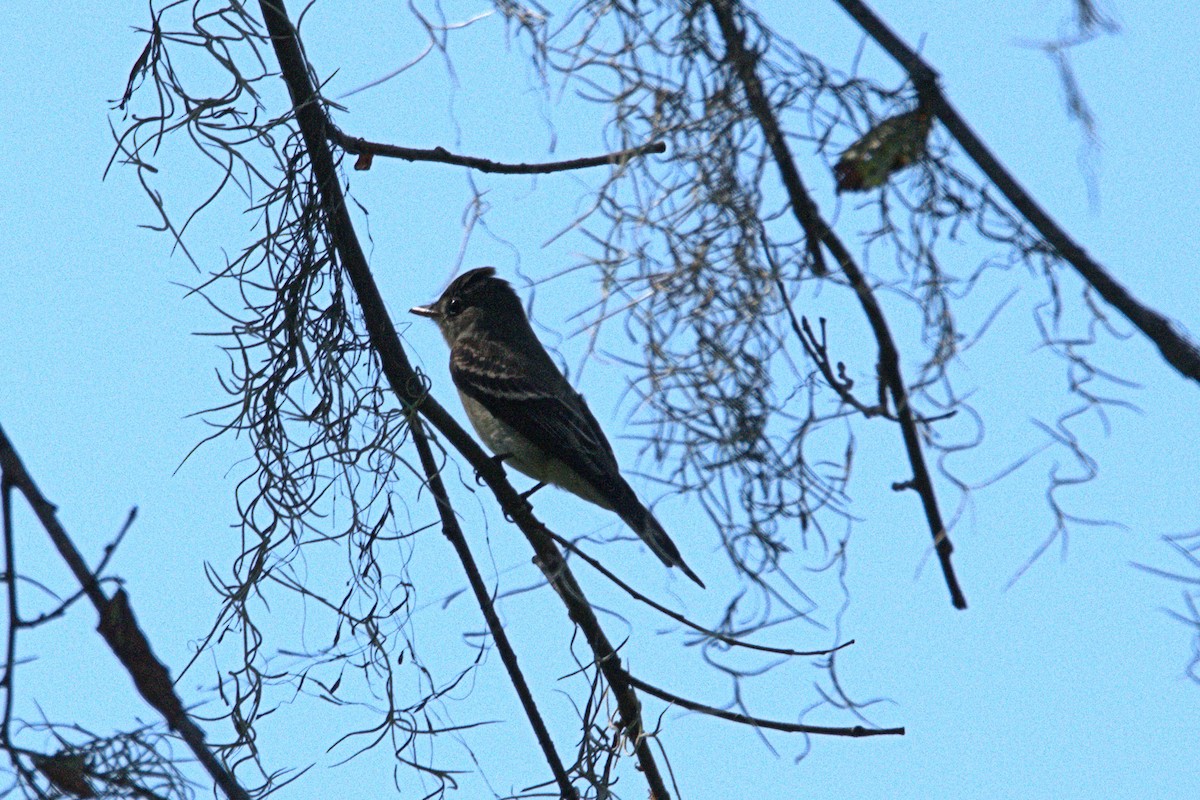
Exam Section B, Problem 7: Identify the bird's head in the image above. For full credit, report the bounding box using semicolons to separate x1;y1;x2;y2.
410;267;528;346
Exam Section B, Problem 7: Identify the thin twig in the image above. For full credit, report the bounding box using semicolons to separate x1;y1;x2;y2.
546;529;852;659
623;672;904;738
409;411;579;799
775;270;886;418
330;126;667;174
1;475;18;752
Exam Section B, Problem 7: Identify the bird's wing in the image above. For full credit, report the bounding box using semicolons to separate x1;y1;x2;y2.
451;337;706;587
450;337;622;492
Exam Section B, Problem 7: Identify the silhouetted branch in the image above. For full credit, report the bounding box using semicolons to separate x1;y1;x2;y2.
711;0;966;610
0;424;250;800
258;1;672;795
697;3;827;276
409;413;579;799
773;270;884;419
833;0;1200;387
330;126;667;174
1;474;19;754
623;672;904;738
546;528;853;659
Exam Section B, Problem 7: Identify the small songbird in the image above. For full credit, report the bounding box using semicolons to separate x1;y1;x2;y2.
411;267;704;587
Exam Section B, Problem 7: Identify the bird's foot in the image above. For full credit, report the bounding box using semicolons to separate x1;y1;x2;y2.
502;482;545;522
474;452;512;486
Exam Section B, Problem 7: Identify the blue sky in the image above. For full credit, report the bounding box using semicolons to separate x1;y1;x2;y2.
2;1;1198;798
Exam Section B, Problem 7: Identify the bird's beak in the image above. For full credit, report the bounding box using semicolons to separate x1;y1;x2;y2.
409;304;439;319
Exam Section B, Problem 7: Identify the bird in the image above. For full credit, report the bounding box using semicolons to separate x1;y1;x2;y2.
411;267;705;587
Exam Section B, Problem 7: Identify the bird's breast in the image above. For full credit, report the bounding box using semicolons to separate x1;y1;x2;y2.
456;389;613;510
458;390;550;477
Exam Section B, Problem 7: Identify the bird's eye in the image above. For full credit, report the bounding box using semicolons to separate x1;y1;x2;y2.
445;296;463;316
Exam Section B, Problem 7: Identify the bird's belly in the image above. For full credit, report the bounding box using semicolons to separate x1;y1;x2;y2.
458;390;613;510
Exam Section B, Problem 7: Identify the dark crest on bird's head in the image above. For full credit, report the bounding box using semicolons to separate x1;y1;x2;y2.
444;267;507;302
410;267;530;344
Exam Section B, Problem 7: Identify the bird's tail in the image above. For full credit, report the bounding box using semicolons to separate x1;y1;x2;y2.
616;493;705;588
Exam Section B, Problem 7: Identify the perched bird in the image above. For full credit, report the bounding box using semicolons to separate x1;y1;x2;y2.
411;267;704;587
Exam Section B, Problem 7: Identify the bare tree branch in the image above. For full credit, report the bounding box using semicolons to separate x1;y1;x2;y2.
408;411;580;800
258;1;676;795
0;424;250;800
624;672;905;738
546;528;853;659
330;126;667;174
833;0;1200;386
710;0;966;609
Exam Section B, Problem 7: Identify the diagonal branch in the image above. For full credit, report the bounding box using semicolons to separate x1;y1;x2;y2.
408;412;579;800
710;0;967;609
833;0;1200;387
258;1;674;795
0;424;251;800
